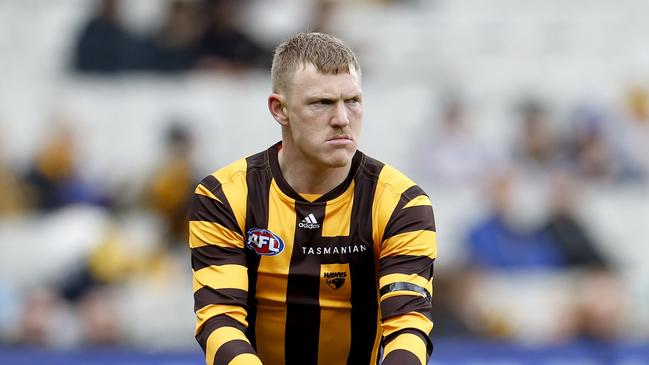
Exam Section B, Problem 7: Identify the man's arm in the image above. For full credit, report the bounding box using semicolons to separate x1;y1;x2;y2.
189;178;262;365
378;187;436;365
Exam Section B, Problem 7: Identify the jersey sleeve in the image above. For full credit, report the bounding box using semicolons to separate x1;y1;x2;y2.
189;175;262;365
378;185;436;365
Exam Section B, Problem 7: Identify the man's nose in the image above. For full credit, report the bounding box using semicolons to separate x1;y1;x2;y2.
331;101;350;127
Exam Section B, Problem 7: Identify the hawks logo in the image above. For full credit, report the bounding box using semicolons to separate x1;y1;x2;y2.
246;228;285;256
324;271;347;290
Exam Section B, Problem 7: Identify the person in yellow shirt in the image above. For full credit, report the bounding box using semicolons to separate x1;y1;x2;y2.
189;32;436;365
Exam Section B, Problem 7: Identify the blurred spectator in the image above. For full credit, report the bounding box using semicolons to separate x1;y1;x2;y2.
542;171;625;341
149;0;204;72
429;273;475;338
14;288;62;347
72;0;151;73
572;270;626;341
23;122;107;212
615;86;649;182
512;100;558;173
410;96;491;188
193;0;273;71
0;129;30;216
563;104;617;182
310;0;338;34
465;169;615;271
465;171;563;270
542;171;609;269
459;169;626;342
59;224;136;302
78;287;122;346
73;0;274;74
144;122;197;247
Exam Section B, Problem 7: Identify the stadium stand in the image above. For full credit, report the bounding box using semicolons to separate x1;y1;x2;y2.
1;0;649;363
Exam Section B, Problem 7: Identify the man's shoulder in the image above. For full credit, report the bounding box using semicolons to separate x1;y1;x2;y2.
360;153;424;197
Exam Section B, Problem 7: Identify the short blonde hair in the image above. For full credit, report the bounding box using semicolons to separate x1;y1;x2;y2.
271;32;360;93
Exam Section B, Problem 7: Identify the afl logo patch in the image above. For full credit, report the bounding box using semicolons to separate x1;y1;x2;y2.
246;228;285;256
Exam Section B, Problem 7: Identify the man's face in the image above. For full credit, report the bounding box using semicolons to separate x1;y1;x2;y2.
282;63;363;169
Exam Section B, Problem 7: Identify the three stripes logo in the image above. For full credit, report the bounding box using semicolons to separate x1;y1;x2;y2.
298;213;320;229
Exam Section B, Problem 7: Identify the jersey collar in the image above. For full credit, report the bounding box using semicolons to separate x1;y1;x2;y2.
267;141;364;203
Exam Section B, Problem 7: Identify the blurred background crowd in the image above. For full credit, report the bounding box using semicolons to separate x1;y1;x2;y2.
1;0;649;356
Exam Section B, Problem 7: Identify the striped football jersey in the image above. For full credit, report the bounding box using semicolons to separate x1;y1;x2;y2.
190;142;436;365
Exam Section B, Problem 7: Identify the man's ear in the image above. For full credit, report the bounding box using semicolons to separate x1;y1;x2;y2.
269;93;289;126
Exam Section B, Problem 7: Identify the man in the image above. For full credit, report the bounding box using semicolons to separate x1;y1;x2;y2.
189;32;436;365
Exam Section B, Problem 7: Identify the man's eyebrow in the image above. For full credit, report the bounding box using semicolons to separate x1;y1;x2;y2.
304;96;335;105
304;92;337;100
305;91;362;101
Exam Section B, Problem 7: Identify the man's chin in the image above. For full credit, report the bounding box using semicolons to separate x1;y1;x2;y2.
326;160;349;168
306;146;356;169
323;152;354;168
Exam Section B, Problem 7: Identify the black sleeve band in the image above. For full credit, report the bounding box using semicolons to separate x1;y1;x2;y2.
379;282;431;304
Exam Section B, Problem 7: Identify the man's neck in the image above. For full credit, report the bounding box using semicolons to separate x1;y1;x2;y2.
277;148;352;195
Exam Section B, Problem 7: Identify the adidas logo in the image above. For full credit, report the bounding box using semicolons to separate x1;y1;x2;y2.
298;213;320;229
